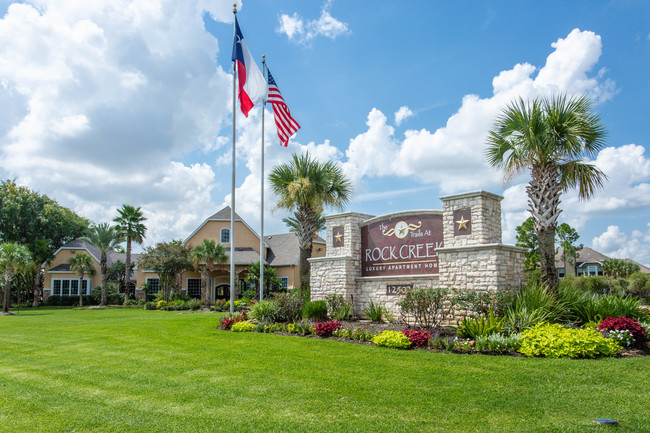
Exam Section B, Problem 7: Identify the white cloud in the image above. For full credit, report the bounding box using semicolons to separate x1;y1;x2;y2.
277;1;349;42
394;106;413;126
0;0;234;247
593;224;650;267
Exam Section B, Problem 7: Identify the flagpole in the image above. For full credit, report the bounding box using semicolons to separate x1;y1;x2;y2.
230;3;237;315
260;55;266;301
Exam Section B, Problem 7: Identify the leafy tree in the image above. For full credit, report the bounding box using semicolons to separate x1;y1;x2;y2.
82;224;123;306
556;223;583;274
282;210;326;235
68;253;96;307
515;217;539;271
0;242;31;313
107;260;135;292
139;241;193;302
245;261;282;299
0;180;89;306
113;205;146;304
190;239;227;308
269;152;352;289
602;258;639;279
486;95;607;293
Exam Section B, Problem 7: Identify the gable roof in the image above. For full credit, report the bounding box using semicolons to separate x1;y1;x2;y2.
183;206;269;248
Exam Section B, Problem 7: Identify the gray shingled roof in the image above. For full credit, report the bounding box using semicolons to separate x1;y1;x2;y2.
207;206;244;221
263;233;325;266
225;247;267;265
555;246;610;268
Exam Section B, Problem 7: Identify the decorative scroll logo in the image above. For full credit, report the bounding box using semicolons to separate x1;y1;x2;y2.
382;221;422;239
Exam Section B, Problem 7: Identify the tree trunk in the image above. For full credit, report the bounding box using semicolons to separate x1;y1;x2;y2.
538;225;558;292
3;270;13;313
78;274;84;307
297;206;317;293
298;247;311;291
527;164;562;294
32;260;42;308
101;253;108;307
201;268;210;308
123;238;132;303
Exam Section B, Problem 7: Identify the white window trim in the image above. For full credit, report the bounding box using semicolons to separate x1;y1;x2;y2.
278;277;289;290
220;228;230;244
51;278;91;296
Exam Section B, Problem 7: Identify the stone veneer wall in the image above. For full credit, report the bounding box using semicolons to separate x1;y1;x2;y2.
309;190;526;320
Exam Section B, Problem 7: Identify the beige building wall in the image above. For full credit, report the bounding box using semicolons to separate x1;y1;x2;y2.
186;220;264;259
44;249;102;298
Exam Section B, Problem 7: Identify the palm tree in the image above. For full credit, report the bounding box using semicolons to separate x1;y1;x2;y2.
486;94;607;292
0;242;32;314
113;205;146;303
68;253;96;307
191;239;228;308
82;224;123;307
269;152;352;289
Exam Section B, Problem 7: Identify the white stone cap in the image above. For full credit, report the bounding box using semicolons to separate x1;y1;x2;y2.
436;243;528;253
324;211;375;221
308;255;353;263
360;209;443;227
439;190;503;202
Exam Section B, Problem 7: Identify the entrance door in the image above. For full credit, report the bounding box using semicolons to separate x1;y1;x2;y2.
214;284;230;301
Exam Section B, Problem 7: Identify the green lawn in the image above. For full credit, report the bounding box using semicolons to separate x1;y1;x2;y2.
0;308;648;433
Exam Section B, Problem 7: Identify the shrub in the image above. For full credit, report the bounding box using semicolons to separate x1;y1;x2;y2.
248;299;279;322
352;328;375;342
163;300;189;311
91;286;123;305
627;272;650;297
326;294;353;320
272;292;304;322
396;287;459;329
598;316;646;345
474;333;521;353
212;299;228;312
143;301;157;310
156;300;168;309
457;310;505;339
263;322;288;333
602;329;635;348
231;321;256;332
371;330;411;349
519;323;620;358
220;313;246;330
314;320;342;337
44;295;95;307
187;298;203;310
303;300;328;321
123;299;138;306
286;320;314;335
170;292;190;302
459;289;516;317
402;329;431;348
363;300;385;322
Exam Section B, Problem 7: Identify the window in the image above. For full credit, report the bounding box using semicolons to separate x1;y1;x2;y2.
588;265;598;276
558;268;565;278
187;278;201;299
278;277;289;290
146;278;160;294
220;228;230;244
52;279;89;296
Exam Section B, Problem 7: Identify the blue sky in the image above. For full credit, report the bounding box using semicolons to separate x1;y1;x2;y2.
0;1;649;265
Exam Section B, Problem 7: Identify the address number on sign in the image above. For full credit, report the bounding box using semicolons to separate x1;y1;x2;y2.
386;284;413;296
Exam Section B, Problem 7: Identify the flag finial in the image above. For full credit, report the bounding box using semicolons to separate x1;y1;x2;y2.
233;3;237;14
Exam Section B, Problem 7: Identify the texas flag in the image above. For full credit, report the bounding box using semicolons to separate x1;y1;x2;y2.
231;17;267;117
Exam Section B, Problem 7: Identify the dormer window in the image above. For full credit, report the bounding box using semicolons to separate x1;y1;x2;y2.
220;228;230;244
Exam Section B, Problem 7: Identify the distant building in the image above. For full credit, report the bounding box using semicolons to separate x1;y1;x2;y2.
555;246;650;278
43;207;325;301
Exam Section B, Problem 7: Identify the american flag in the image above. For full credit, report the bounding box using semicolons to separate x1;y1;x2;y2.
266;69;300;146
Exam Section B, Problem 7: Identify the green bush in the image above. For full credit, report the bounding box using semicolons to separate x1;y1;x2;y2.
231;321;256;332
211;299;228;312
170;292;190;302
272;292;303;322
91;286;123;305
567;275;608;295
519;323;620;358
248;300;279;322
474;333;521;353
241;289;256;300
326;294;353;320
459;289;516;317
187;299;203;310
396;287;459;329
45;295;95;307
371;330;411;349
363;300;385;322
123;299;139;306
572;294;646;323
143;301;157;310
163;300;189;311
457;310;505;339
156;300;168;309
286;320;314;335
627;272;650;297
303;300;328;321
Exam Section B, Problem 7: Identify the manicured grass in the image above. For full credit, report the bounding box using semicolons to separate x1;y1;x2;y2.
0;309;649;432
